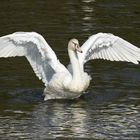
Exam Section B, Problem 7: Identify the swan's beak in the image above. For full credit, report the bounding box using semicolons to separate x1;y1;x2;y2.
76;45;83;53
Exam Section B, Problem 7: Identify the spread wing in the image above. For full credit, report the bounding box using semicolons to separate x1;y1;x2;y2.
78;33;140;70
0;32;68;86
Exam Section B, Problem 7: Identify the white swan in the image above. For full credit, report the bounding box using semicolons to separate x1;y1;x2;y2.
0;32;140;100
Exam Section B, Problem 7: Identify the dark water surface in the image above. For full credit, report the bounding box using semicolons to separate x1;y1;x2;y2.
0;0;140;139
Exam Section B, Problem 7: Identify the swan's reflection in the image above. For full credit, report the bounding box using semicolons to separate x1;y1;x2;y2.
31;100;89;138
29;97;140;139
1;93;139;139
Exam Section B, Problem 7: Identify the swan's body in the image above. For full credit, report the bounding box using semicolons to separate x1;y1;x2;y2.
0;32;140;100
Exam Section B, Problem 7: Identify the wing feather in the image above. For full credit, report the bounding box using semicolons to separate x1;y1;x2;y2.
0;32;68;86
109;47;120;61
107;47;115;61
117;39;140;61
79;33;140;67
100;49;105;60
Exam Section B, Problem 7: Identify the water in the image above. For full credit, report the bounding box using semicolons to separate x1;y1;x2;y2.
0;0;140;139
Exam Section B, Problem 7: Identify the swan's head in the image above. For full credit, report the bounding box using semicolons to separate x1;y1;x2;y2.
68;39;83;53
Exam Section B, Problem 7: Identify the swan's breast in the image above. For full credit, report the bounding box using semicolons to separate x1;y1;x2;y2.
48;72;71;90
66;72;91;93
47;71;91;93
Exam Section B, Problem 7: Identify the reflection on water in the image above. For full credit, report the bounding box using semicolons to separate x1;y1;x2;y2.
0;0;140;139
31;100;140;139
0;97;140;139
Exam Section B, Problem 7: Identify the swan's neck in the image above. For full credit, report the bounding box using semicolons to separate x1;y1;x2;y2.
68;49;82;82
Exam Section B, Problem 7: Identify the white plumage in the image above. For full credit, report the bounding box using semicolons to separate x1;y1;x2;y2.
0;32;139;100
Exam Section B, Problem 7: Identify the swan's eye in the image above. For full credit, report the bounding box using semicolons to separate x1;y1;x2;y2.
72;41;77;47
72;42;79;50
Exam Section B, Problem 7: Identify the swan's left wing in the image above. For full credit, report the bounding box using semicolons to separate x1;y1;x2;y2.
78;33;140;68
0;32;68;86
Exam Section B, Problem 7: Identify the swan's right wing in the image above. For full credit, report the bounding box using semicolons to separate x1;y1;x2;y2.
0;32;68;86
78;33;140;70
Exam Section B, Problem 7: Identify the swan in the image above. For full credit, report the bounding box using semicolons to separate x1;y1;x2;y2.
0;32;140;100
